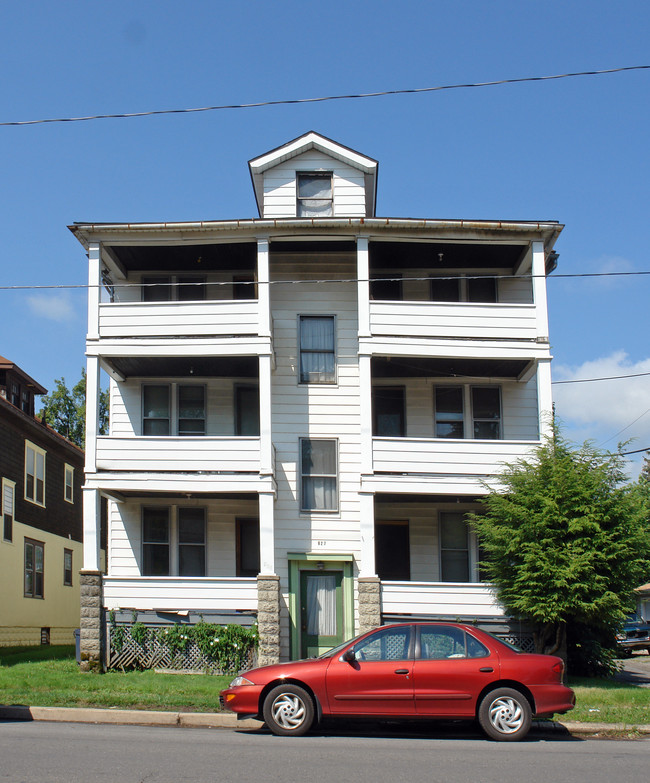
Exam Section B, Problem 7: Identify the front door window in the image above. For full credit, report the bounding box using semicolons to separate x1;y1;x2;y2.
300;570;343;657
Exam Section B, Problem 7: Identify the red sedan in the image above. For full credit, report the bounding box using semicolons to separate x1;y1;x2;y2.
220;622;575;741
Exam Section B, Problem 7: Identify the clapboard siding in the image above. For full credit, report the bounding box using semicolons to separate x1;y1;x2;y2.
369;301;538;340
108;497;258;579
98;300;259;338
372;438;539;476
103;577;258;611
263;151;367;217
381;582;503;617
97;436;260;472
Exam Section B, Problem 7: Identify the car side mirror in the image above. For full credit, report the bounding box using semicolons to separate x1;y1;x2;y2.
341;648;356;664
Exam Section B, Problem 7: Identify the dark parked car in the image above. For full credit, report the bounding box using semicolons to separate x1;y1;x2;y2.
617;613;650;655
220;622;575;741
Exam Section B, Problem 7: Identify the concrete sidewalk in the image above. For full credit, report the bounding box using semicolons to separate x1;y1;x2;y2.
1;705;649;736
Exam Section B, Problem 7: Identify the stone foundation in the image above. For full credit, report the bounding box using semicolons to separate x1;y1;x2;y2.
256;574;281;666
79;570;104;672
358;576;381;634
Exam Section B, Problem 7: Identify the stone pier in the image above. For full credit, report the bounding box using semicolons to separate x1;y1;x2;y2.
79;570;104;672
256;574;281;666
357;576;381;634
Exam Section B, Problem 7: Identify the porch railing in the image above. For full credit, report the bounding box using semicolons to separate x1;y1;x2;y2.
103;576;258;611
98;300;260;338
96;436;261;472
372;437;539;477
381;580;503;617
369;300;538;341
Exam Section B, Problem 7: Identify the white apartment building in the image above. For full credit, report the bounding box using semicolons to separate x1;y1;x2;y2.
72;132;561;668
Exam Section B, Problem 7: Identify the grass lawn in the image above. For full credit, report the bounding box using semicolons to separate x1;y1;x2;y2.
0;646;230;712
1;646;649;723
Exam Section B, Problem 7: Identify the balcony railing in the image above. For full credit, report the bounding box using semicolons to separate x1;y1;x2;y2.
369;301;538;341
96;436;261;472
372;437;538;477
103;576;258;611
381;581;503;617
98;300;260;338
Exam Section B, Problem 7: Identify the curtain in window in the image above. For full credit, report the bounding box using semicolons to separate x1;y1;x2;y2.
302;440;337;510
300;317;335;382
306;574;337;636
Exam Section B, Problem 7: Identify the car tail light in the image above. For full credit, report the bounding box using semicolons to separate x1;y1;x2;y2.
552;660;564;679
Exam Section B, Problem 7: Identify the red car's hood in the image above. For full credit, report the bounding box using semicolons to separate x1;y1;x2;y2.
242;656;328;683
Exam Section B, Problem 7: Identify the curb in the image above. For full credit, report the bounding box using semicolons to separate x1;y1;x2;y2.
0;705;261;729
2;706;649;736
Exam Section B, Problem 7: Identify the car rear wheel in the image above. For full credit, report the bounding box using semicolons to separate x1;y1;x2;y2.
262;684;315;737
478;687;532;741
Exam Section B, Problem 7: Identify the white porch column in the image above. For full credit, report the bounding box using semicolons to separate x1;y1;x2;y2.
359;353;373;475
358;491;376;577
357;236;370;337
82;486;102;572
259;491;275;574
537;357;554;440
259;353;273;475
257;237;270;337
87;242;101;341
85;354;100;474
531;241;549;342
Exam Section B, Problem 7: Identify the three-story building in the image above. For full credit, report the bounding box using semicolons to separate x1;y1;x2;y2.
72;133;561;668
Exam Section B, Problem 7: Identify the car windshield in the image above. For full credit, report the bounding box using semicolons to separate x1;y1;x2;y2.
317;632;366;659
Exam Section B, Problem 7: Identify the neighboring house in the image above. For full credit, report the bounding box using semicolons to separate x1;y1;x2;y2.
71;132;561;669
0;356;84;646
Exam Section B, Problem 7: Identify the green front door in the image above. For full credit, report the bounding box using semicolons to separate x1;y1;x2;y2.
299;570;344;658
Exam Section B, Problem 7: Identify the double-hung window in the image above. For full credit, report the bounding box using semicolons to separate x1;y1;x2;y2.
440;512;470;582
372;386;406;436
25;441;46;506
24;539;45;598
297;172;333;217
178;508;206;577
299;316;335;384
300;439;338;512
142;275;206;302
142;385;206;436
64;549;73;586
434;386;501;440
64;464;74;503
142;507;206;577
2;479;15;542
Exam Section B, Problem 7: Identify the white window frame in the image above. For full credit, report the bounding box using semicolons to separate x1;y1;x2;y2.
300;438;339;513
429;274;499;303
141;383;207;437
64;464;74;504
141;505;207;577
298;315;337;385
25;441;46;507
438;510;482;583
2;478;15;543
434;385;502;440
296;172;333;217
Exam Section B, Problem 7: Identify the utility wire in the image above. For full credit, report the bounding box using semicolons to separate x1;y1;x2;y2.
1;66;648;127
2;270;650;291
553;372;650;385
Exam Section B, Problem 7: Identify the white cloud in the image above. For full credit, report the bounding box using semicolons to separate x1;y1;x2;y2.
552;352;650;476
26;292;76;322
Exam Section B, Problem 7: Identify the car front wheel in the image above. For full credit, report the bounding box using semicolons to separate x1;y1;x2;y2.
262;684;315;737
478;687;532;741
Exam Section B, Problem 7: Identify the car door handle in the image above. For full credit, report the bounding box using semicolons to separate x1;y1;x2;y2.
479;667;494;673
394;669;409;675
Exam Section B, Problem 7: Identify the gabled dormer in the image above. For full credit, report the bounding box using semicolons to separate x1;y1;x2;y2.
248;131;378;219
0;355;46;417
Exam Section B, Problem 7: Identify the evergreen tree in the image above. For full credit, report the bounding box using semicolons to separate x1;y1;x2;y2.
469;427;650;660
39;369;109;449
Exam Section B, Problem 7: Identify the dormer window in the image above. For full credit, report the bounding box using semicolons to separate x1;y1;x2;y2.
297;173;333;217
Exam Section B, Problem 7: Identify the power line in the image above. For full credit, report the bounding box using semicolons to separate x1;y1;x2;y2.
599;408;650;448
1;65;648;127
2;269;650;291
553;372;650;385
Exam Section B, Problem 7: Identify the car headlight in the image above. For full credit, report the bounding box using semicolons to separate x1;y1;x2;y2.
229;675;254;687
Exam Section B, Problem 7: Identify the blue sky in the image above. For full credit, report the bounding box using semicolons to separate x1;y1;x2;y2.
1;0;648;475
